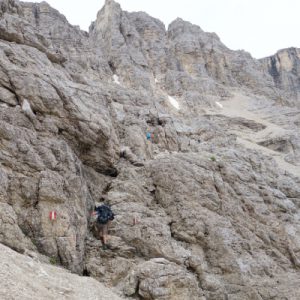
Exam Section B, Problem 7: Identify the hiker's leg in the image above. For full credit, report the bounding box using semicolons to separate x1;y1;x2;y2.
106;221;111;240
98;225;104;242
103;234;107;245
102;223;108;245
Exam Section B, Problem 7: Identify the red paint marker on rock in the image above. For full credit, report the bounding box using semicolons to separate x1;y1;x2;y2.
133;216;140;225
49;211;57;221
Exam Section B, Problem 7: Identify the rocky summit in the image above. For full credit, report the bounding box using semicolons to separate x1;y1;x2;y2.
0;0;300;299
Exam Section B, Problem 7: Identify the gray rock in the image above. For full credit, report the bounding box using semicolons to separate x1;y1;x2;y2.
0;202;34;252
0;243;124;300
123;258;202;299
0;0;300;299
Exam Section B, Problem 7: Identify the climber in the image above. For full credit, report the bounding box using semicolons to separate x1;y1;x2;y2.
92;204;115;250
146;132;151;141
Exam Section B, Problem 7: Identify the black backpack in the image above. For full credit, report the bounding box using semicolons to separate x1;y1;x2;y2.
95;205;114;224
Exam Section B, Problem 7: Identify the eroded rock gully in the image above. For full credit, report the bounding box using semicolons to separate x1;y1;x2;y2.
0;0;300;299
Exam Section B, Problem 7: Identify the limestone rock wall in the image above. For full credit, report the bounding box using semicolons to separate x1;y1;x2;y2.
0;0;300;299
260;47;300;105
0;243;124;300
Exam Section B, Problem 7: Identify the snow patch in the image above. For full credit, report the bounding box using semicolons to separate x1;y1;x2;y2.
113;74;120;85
168;95;180;110
215;101;223;108
154;78;158;83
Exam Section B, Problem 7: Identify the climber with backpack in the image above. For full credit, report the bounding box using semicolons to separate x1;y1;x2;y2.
92;204;115;250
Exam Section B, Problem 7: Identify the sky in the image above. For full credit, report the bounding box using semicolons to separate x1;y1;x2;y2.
21;0;300;59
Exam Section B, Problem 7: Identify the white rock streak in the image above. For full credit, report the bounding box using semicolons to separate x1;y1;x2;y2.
168;95;180;110
113;74;120;85
22;99;35;118
215;101;223;108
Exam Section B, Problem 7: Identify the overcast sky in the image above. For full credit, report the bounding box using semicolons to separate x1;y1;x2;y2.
22;0;300;59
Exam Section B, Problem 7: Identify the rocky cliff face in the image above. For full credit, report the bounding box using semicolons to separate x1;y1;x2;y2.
0;0;300;299
0;243;124;300
260;47;300;105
